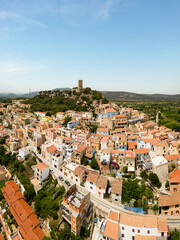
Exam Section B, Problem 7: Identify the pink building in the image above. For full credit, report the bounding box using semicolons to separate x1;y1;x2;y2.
48;128;57;140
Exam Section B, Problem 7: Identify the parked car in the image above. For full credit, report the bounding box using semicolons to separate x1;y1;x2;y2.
65;180;71;186
59;176;64;181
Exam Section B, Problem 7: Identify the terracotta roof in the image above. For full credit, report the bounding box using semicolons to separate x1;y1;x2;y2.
105;108;117;113
85;153;93;159
157;218;168;232
73;166;85;176
1;181;45;239
77;145;87;153
97;128;109;132
120;213;158;228
103;220;119;240
111;180;122;195
47;145;57;153
166;154;180;161
134;148;149;155
108;211;119;222
96;176;108;190
0;234;4;240
126;150;135;158
159;192;180;207
101;137;109;142
35;162;49;171
86;172;99;184
169;170;180;178
128;141;137;150
114;114;126;118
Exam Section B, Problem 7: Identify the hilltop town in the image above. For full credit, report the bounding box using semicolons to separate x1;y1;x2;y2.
0;80;180;240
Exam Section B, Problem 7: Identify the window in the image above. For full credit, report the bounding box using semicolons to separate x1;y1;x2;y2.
122;227;124;230
147;230;150;234
90;187;93;190
175;205;179;208
132;229;135;232
132;237;135;240
138;230;140;233
161;232;164;236
122;234;124;238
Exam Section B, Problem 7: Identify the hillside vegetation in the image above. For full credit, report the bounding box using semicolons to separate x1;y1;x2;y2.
102;91;180;102
24;88;109;115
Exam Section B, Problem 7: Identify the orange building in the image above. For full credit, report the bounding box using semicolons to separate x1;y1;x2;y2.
1;181;45;240
61;185;91;236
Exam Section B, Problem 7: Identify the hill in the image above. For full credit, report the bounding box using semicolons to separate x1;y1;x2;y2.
101;91;180;102
0;88;71;99
24;88;109;115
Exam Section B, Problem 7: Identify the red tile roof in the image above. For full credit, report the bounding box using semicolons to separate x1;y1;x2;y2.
35;162;49;172
1;181;45;240
134;148;149;155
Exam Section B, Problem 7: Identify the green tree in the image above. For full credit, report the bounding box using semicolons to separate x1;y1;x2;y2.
64;116;72;127
140;170;148;180
149;173;161;188
144;187;153;199
111;172;116;178
24;184;36;203
81;158;89;166
90;158;99;170
0;137;6;144
170;228;180;240
49;219;59;232
89;124;98;133
123;166;128;173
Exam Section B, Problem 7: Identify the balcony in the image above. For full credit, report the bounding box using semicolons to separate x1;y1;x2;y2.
62;211;71;224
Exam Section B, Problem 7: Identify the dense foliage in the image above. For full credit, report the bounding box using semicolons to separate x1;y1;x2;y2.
35;178;65;219
90;158;100;170
122;179;153;210
24;88;109;115
149;173;161;188
0;146;36;203
170;229;180;240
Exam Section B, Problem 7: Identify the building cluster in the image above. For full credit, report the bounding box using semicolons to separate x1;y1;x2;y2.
0;89;180;239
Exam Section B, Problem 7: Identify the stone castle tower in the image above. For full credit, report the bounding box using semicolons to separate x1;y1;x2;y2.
78;80;83;91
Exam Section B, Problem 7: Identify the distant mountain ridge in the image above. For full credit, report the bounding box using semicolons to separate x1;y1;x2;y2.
0;88;70;99
0;89;179;101
101;91;180;101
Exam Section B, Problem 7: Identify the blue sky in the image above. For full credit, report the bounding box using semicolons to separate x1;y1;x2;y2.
0;0;180;94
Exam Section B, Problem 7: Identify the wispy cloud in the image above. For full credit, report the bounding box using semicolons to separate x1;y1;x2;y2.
95;0;121;20
0;10;45;26
0;0;125;29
